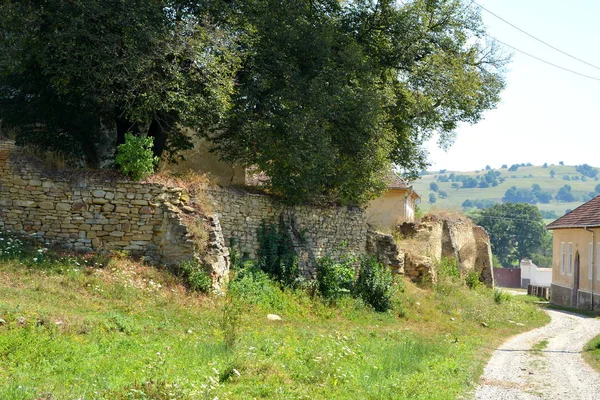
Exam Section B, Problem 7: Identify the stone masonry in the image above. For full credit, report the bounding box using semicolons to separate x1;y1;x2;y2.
0;140;367;281
0;140;229;286
205;188;368;276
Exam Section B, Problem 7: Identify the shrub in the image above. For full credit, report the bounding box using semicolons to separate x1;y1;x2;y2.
178;260;213;293
353;257;394;312
493;288;511;304
0;232;24;260
115;133;159;181
316;255;355;300
257;219;299;286
219;294;242;350
437;257;459;280
228;264;282;306
464;271;481;289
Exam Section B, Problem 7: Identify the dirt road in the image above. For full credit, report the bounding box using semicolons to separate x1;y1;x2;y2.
474;309;600;400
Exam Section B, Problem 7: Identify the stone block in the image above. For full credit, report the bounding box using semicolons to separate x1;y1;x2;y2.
92;190;106;198
14;200;36;208
56;203;71;211
38;202;54;210
139;206;155;215
102;203;116;213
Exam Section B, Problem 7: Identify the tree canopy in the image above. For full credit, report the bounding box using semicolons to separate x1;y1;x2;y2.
0;0;240;165
0;0;507;204
474;203;547;267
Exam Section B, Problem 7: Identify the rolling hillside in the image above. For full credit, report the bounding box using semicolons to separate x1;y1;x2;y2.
411;164;600;222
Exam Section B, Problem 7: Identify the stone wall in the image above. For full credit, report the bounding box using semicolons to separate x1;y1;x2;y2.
205;188;368;275
0;140;229;285
0;140;367;281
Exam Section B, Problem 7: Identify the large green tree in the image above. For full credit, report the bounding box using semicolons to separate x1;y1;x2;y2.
0;0;239;166
1;0;507;205
474;203;548;267
213;0;507;204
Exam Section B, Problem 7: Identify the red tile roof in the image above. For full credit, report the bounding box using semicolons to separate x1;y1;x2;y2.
385;173;409;189
546;195;600;229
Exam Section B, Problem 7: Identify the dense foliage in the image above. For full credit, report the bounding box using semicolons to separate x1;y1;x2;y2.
0;0;240;166
214;0;506;204
502;184;553;204
0;0;507;204
256;220;299;287
354;256;395;312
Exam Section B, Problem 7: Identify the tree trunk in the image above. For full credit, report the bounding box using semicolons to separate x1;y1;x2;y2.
148;117;168;159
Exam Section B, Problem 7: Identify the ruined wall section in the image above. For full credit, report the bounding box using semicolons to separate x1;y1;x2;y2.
0;140;229;285
392;215;494;286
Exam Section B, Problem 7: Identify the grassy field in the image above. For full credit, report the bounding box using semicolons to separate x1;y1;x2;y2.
0;238;549;399
412;164;599;219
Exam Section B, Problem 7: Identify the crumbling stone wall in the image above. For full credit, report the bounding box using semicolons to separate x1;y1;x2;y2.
366;230;404;275
372;215;494;286
205;188;368;275
0;140;229;286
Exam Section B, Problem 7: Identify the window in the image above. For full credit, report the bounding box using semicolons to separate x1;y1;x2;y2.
590;242;594;280
560;242;565;274
567;242;573;275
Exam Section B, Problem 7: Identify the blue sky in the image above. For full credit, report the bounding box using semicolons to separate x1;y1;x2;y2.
425;0;600;171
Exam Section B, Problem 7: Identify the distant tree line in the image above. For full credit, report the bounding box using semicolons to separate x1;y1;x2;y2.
502;184;552;204
436;170;503;188
462;199;498;209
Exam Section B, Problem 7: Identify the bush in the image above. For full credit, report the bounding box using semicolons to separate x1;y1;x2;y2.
115;133;159;181
228;264;283;306
178;260;213;293
316;256;355;300
464;271;481;289
0;232;24;260
437;257;459;280
493;288;511;304
257;219;298;287
354;257;394;312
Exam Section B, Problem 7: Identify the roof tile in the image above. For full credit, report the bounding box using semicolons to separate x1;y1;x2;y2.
546;195;600;229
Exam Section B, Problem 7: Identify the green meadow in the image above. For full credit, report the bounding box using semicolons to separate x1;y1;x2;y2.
0;237;548;399
412;164;599;221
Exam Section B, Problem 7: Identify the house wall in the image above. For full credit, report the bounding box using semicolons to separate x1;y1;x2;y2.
366;189;413;232
159;133;246;186
551;228;600;309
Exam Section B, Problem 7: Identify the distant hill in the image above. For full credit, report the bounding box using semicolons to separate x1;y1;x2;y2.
411;163;600;223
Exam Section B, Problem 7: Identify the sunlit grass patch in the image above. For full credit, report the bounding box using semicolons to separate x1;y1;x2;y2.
0;237;550;399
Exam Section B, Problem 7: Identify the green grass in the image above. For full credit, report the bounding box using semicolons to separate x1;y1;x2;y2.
532;339;549;354
414;164;599;216
0;248;549;399
583;335;600;373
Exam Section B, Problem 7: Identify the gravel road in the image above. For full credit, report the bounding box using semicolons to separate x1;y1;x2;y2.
474;309;600;400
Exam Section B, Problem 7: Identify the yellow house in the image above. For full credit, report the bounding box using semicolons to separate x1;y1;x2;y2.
546;196;600;310
365;174;420;232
